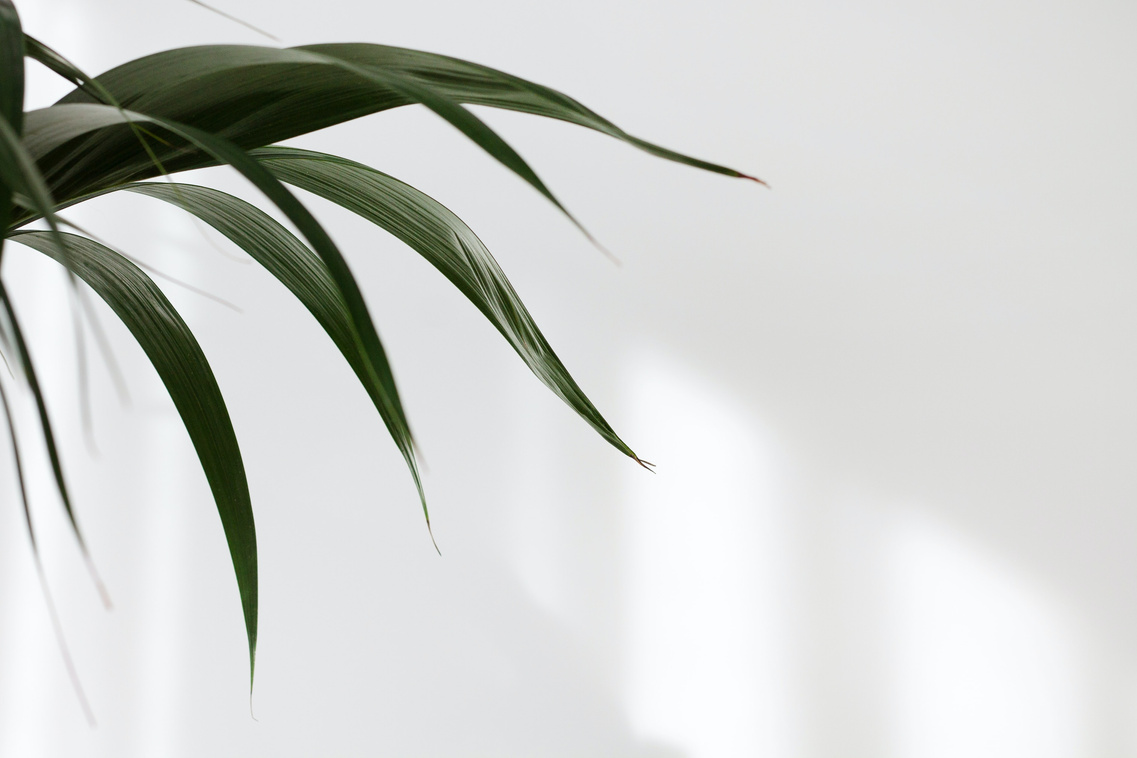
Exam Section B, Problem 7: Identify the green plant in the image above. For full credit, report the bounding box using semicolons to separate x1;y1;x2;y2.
0;0;758;703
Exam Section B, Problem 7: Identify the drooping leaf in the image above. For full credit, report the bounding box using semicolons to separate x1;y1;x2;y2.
292;53;589;239
304;43;764;182
22;42;758;215
22;34;186;195
0;110;74;252
0;99;110;551
0;1;23;136
25;46;576;242
0;367;96;726
9;229;259;685
0;0;22;246
253;146;641;461
0;279;85;549
24;34;110;104
0;359;33;545
121;180;431;529
138;112;430;536
17;103;421;496
101;106;428;534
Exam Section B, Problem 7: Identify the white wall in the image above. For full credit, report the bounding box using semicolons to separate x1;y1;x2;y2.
1;0;1136;754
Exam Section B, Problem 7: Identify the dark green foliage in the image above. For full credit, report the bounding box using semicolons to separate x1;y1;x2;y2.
0;1;754;689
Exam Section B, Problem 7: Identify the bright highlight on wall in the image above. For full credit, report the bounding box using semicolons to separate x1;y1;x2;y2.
888;512;1087;758
621;350;795;758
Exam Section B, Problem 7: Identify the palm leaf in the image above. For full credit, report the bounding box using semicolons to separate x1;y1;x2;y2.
22;42;758;215
0;280;86;547
0;20;752;698
139;112;427;536
24;47;579;241
252;146;642;461
19;102;425;530
120;180;432;534
0;0;22;244
17;104;432;676
23;34;97;101
9;229;258;686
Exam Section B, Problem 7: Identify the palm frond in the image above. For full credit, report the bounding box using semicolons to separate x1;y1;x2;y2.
121;180;433;538
1;2;756;696
252;146;642;461
10;229;258;686
0;281;84;550
24;42;759;213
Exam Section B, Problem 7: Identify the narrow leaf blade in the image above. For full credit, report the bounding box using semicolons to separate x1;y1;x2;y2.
123;180;431;529
254;146;640;460
10;229;259;684
26;43;758;213
0;281;85;547
0;0;23;135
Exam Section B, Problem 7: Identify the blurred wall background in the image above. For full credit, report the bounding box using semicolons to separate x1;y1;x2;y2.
1;0;1135;755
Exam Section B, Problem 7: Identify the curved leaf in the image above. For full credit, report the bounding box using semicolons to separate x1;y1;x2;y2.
0;279;85;548
0;0;22;136
141;111;430;535
121;180;431;529
24;34;102;103
9;229;259;685
24;42;758;212
253;146;641;460
0;0;22;245
305;44;763;182
16;104;422;520
26;47;578;241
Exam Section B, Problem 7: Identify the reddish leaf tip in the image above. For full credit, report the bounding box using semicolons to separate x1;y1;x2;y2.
740;173;770;188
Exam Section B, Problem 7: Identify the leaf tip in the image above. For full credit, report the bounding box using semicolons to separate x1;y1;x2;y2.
82;552;113;610
427;521;441;556
740;172;770;188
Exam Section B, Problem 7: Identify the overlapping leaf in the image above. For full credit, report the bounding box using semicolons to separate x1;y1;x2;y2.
252;146;640;460
21;41;758;214
121;180;431;529
29;103;432;663
9;229;258;683
0;0;22;243
0;282;82;537
0;22;753;698
20;104;422;507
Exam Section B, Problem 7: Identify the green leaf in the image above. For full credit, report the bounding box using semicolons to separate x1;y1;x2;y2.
0;352;34;545
0;352;97;727
0;31;103;537
122;180;431;533
0;105;105;548
0;278;86;551
285;52;593;241
304;43;763;183
139;112;430;535
0;0;22;245
9;229;259;686
17;104;421;519
22;35;190;198
28;46;576;239
23;34;96;98
253;146;641;461
25;42;759;212
0;1;23;136
0;110;75;253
